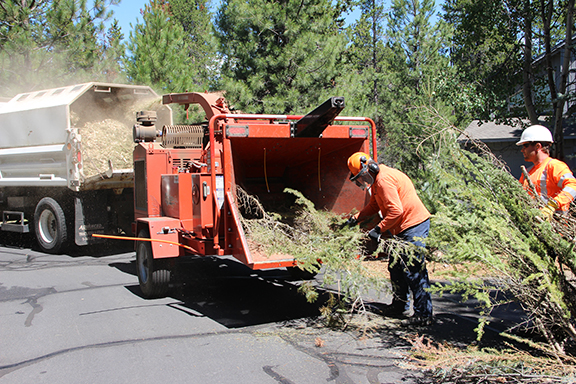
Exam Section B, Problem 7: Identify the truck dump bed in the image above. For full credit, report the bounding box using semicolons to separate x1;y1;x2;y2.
0;82;172;191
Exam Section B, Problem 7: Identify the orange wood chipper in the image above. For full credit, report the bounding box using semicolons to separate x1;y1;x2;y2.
128;92;376;298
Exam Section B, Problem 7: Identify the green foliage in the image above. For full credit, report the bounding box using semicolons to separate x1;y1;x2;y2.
409;107;576;355
0;0;121;96
168;0;217;88
377;0;456;169
442;0;524;121
339;0;397;134
124;0;216;123
125;1;194;93
96;19;127;83
214;0;349;114
239;187;385;304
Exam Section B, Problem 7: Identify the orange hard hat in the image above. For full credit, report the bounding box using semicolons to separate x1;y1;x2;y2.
347;152;370;177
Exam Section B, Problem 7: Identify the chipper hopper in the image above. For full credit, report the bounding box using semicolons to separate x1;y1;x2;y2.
130;92;376;298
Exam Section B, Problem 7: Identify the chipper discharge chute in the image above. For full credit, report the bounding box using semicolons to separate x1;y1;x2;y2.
131;92;376;298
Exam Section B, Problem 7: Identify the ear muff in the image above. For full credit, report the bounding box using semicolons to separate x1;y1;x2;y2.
367;159;379;174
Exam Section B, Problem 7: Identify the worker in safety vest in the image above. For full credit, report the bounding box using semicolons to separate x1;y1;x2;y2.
345;152;433;326
517;125;576;219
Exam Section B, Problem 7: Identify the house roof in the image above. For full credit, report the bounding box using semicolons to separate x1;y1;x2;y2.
460;120;526;143
533;35;576;66
461;119;576;143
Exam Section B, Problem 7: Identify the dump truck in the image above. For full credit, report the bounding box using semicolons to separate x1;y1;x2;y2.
0;82;172;253
128;92;376;298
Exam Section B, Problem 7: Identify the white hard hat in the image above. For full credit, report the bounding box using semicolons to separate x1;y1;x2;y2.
516;125;554;146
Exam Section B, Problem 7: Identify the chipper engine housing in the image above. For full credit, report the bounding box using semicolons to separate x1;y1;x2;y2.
132;92;376;298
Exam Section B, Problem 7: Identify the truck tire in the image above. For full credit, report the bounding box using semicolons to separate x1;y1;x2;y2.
136;229;171;298
34;197;68;254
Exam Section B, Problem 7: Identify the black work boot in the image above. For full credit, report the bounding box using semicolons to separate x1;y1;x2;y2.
401;315;434;327
365;302;411;318
381;303;411;318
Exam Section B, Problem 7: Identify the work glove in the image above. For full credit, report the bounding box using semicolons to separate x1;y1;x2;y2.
540;199;559;221
341;216;358;228
368;226;381;242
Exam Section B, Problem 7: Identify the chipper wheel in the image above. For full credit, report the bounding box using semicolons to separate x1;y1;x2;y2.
136;229;172;298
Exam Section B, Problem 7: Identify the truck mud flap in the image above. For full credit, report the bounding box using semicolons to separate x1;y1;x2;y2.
74;197;108;246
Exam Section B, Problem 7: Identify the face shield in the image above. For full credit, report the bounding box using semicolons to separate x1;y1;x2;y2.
349;165;374;190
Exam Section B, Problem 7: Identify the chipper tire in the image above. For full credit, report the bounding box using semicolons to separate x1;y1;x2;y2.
34;197;68;254
136;229;172;298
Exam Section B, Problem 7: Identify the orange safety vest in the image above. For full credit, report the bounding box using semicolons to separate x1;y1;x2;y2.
357;164;430;235
519;158;576;212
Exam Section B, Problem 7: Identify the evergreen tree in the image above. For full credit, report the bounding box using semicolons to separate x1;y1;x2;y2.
169;0;216;89
380;0;454;169
443;0;524;122
124;0;194;93
214;0;349;114
98;19;127;83
344;0;390;124
443;0;575;160
0;0;119;97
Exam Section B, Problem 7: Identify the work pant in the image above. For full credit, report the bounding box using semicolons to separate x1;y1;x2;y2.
388;219;433;318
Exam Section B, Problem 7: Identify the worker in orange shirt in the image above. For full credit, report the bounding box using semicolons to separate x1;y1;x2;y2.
346;152;433;326
517;125;576;219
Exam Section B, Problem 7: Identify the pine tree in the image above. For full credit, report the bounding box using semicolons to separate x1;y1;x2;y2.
97;19;127;83
124;0;194;93
214;0;349;114
343;0;390;123
169;0;216;90
0;0;118;96
379;0;454;169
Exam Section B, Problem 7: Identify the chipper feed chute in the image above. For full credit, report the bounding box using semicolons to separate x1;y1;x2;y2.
130;92;376;297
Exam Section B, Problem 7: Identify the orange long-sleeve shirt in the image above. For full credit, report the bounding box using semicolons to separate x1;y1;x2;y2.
519;158;576;212
356;165;430;235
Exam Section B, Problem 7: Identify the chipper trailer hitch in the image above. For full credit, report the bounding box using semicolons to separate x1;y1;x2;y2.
96;92;376;298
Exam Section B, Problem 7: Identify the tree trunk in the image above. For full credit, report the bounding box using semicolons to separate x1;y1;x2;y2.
372;0;379;106
523;0;539;124
552;0;574;161
541;0;558;115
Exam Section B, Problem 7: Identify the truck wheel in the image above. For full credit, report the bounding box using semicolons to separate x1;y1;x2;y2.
34;197;68;254
136;229;171;298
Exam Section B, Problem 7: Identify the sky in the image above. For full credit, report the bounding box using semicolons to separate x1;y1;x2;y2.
109;0;149;37
108;0;362;38
108;1;445;39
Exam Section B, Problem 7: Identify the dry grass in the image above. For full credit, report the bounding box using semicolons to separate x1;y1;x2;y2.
361;258;494;281
401;334;576;383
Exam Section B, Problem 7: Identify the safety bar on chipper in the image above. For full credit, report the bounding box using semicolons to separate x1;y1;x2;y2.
206;112;377;254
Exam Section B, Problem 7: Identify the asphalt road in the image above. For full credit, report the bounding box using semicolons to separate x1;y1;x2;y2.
0;234;525;384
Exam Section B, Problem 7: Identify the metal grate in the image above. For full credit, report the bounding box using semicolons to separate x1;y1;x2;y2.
162;125;204;148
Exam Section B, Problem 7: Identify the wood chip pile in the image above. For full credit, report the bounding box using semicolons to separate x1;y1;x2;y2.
77;97;163;178
80;118;134;177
